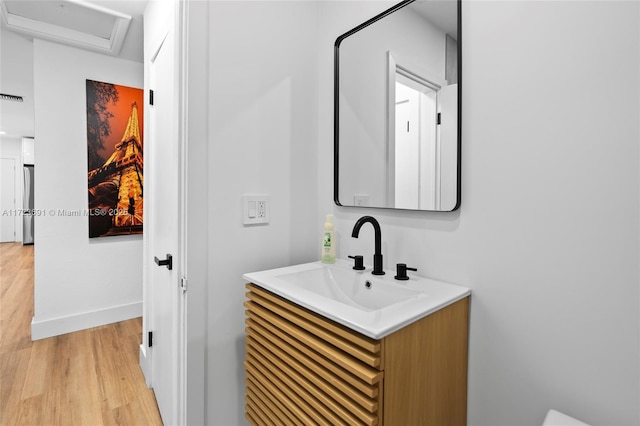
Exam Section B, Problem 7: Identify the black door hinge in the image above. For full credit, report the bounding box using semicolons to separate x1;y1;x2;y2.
437;112;442;125
148;331;153;347
149;89;154;106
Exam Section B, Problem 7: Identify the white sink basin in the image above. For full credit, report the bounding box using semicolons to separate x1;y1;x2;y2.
277;265;424;311
243;259;470;339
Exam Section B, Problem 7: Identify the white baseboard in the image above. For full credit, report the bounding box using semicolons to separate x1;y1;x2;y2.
139;343;152;387
31;301;142;340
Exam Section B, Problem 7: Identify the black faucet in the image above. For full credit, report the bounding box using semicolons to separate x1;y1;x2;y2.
351;216;385;275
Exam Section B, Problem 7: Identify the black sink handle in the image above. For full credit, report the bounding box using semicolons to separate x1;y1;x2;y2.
395;263;417;280
348;255;366;271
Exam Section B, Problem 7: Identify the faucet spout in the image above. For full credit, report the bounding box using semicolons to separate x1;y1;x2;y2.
351;216;385;275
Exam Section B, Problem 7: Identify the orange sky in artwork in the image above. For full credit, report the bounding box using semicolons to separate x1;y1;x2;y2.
98;84;144;160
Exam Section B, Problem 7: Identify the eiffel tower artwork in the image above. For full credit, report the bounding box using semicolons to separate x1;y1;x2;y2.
86;80;144;238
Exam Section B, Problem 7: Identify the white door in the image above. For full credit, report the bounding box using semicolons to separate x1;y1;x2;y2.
394;83;420;210
1;158;16;242
148;30;181;424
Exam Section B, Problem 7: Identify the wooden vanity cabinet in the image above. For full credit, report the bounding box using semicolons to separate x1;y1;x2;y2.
244;283;469;426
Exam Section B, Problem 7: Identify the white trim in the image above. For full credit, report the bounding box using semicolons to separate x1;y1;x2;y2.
182;1;208;423
139;344;152;387
31;301;142;340
396;65;444;92
176;1;189;424
386;51;396;207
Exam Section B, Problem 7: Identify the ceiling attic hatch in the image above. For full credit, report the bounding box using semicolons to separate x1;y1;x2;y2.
0;0;132;56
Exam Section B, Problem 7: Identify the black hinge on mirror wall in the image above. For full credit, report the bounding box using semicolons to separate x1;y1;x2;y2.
149;89;154;106
148;331;153;347
437;112;441;125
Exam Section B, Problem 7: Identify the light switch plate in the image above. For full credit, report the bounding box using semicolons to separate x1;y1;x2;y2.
243;194;270;225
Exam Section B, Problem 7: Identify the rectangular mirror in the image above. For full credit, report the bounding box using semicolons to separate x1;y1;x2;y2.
334;0;461;211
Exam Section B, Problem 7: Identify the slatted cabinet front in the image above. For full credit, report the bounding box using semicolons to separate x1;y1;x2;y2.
244;284;384;426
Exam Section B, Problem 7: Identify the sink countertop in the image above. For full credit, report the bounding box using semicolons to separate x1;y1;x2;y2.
243;259;470;339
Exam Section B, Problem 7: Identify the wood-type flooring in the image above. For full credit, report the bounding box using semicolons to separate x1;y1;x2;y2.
0;242;163;425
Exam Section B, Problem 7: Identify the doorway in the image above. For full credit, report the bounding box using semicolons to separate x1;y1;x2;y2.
388;56;445;211
0;158;16;242
394;74;440;210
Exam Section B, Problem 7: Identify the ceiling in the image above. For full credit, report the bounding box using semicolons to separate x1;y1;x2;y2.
410;0;458;39
0;1;146;138
0;0;146;62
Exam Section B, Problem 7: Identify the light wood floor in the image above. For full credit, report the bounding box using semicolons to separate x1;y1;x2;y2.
0;242;164;425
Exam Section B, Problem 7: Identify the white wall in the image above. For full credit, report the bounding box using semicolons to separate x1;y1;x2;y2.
0;27;35;138
204;2;319;424
320;1;639;425
32;39;144;339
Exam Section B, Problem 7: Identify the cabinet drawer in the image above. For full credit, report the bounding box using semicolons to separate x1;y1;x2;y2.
245;284;384;426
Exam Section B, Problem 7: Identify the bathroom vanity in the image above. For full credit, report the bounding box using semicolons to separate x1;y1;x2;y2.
243;261;470;425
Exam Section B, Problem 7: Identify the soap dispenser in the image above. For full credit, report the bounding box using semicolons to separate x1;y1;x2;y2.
321;214;336;264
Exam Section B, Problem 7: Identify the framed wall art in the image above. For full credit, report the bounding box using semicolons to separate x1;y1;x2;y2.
86;79;144;238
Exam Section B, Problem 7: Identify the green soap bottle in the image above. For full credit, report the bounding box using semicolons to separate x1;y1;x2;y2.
321;214;336;264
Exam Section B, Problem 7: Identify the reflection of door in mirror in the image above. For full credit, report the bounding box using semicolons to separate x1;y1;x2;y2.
391;66;441;210
387;53;450;210
392;74;458;210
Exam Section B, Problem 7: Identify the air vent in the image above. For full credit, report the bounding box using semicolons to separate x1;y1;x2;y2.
0;93;24;102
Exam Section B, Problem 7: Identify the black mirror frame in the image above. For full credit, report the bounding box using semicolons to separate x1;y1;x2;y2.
334;0;462;212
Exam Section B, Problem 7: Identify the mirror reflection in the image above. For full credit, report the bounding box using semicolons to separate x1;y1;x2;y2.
335;0;460;211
